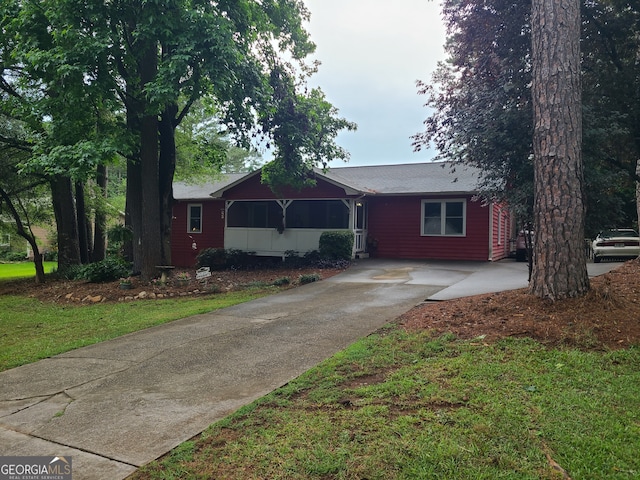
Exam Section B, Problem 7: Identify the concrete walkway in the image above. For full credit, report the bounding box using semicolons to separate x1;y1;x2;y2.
0;259;616;479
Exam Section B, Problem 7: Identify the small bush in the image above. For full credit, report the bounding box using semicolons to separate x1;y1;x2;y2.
272;276;291;286
302;249;322;263
74;257;131;283
205;283;222;294
58;264;85;280
196;248;257;270
319;231;354;260
283;250;303;267
43;250;57;262
298;273;321;284
196;248;228;270
0;251;27;262
106;225;132;256
225;249;255;269
314;258;352;270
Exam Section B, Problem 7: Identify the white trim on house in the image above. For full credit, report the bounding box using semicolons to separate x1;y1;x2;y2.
420;198;467;237
187;203;203;233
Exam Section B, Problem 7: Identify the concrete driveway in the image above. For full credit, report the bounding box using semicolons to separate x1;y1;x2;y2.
0;259;616;479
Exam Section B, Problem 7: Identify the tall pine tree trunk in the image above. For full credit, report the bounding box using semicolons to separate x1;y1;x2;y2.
531;0;589;299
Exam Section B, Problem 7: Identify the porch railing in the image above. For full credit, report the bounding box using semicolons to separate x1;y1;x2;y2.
354;231;365;252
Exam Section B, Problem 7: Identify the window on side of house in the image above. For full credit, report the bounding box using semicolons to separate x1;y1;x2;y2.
285;200;349;229
188;204;202;233
421;199;466;236
227;201;282;228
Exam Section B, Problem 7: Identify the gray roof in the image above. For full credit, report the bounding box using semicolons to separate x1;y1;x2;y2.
173;162;481;200
322;162;481;195
173;173;247;200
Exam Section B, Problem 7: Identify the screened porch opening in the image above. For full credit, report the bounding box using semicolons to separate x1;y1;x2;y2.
227;201;282;228
285;200;349;229
223;199;355;258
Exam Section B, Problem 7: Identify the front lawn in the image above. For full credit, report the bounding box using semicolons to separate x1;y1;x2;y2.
2;260;639;479
132;331;640;480
0;261;57;279
0;289;273;371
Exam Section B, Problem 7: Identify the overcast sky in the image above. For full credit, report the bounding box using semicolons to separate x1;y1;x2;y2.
302;0;447;167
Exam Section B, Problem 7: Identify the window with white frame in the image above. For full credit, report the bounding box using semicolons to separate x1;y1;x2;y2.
421;199;466;236
188;204;202;233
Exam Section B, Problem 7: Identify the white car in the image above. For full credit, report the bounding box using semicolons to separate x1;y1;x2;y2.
592;229;640;263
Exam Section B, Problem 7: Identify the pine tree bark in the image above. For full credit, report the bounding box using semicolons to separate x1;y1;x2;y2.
530;0;589;299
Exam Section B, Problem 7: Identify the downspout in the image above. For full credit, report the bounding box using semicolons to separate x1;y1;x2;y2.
488;202;494;261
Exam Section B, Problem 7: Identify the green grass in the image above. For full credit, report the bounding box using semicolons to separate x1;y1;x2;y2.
133;331;640;480
1;262;639;479
0;290;272;371
0;261;57;279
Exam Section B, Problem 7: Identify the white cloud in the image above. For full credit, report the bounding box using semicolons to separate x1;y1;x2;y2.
303;0;447;165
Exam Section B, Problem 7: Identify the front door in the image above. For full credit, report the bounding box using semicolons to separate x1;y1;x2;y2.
353;200;367;253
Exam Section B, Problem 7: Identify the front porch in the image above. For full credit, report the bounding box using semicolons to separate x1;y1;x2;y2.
223;198;368;258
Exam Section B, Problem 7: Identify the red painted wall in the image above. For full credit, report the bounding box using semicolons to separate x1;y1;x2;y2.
171;200;226;267
366;195;491;261
224;173;354;200
490;203;512;261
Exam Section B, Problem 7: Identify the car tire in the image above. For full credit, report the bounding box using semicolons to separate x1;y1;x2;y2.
594;255;601;263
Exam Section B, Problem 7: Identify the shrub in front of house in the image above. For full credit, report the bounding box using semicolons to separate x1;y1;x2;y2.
298;273;321;284
196;248;256;270
196;248;228;270
319;231;354;260
225;248;255;269
292;250;351;269
73;256;131;283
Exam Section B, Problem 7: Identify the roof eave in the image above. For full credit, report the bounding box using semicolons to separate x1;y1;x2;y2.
363;190;479;197
314;168;367;196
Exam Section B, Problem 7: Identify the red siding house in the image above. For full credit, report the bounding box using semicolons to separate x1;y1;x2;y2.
171;162;513;267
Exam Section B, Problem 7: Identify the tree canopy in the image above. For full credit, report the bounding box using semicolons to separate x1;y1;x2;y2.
1;0;355;279
414;0;640;235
